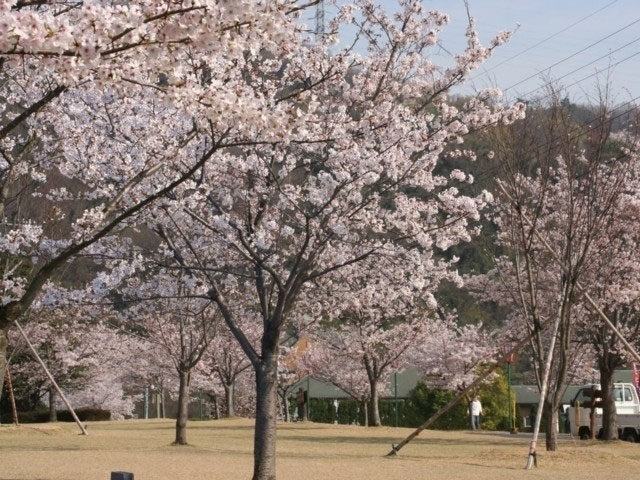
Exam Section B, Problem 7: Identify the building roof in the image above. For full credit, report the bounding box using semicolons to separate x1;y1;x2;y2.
287;369;423;400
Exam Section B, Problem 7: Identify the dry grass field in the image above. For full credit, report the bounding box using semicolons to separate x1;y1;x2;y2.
1;418;639;480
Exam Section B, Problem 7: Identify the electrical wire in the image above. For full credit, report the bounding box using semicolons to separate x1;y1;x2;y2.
475;0;620;78
504;16;640;93
519;36;640;98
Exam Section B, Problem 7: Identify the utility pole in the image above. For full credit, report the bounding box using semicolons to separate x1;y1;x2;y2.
315;0;325;39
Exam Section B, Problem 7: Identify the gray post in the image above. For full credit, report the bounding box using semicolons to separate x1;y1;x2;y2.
394;372;399;428
111;472;134;480
143;387;149;420
307;376;311;419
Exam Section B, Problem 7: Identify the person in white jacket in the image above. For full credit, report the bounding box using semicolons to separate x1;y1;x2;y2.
470;396;483;430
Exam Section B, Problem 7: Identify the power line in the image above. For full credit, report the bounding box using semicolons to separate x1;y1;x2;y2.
520;47;640;99
504;16;640;93
475;0;620;78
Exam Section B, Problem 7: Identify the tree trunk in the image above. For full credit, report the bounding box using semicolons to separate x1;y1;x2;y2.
369;379;381;426
283;394;290;422
252;357;278;480
224;381;235;417
600;358;618;440
49;386;57;422
0;327;8;405
212;394;220;420
174;370;190;445
161;387;166;418
544;401;558;451
362;401;369;427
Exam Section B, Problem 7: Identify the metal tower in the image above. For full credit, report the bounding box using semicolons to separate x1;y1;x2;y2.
315;0;325;39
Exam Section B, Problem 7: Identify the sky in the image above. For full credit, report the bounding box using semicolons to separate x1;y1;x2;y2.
304;0;640;105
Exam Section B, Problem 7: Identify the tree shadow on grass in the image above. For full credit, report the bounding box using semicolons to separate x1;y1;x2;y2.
279;434;523;448
457;462;522;471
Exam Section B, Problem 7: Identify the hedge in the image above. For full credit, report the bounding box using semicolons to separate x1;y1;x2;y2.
14;408;111;423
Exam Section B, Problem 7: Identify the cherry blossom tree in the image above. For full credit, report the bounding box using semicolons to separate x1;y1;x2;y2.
2;1;525;476
0;0;318;402
573;142;640;440
302;254;440;426
117;271;218;444
474;90;640;451
6;305;139;420
203;322;253;417
301;339;373;425
132;2;523;476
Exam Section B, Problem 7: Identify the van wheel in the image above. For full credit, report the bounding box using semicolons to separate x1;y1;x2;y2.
621;430;638;443
579;428;590;440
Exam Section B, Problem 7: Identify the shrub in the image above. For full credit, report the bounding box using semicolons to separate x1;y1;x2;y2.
404;369;511;431
309;398;337;424
17;408;111;423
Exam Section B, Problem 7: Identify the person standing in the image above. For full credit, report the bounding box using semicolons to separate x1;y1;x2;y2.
470;396;483;430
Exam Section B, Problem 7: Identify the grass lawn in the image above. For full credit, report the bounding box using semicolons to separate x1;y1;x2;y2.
1;418;639;479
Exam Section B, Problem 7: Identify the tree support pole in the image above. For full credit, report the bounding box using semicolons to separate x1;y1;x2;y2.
14;321;87;435
5;366;19;426
386;325;545;456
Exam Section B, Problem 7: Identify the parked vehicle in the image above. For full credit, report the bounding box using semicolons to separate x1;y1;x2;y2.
568;383;640;442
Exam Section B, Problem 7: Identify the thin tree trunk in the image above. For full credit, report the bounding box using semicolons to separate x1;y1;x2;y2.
283;394;290;422
0;327;7;404
600;363;617;440
526;305;563;469
362;401;369;427
544;401;558;451
253;358;278;480
224;381;235;417
214;394;220;420
161;387;166;418
49;386;57;422
174;370;190;445
370;379;381;426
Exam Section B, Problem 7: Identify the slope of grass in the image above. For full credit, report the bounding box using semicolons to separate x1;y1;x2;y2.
1;418;639;479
